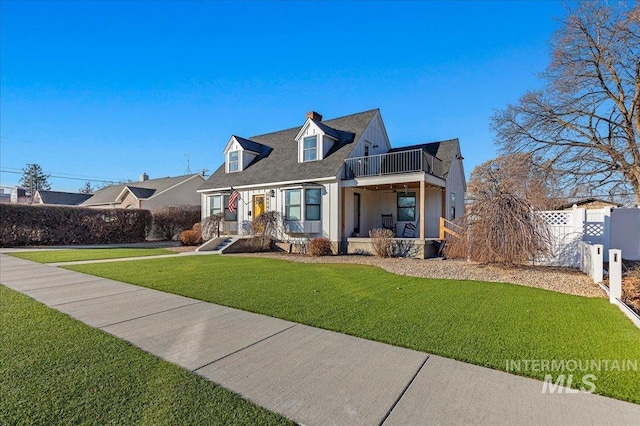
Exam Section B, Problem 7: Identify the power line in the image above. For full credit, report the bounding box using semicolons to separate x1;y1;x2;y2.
0;169;124;184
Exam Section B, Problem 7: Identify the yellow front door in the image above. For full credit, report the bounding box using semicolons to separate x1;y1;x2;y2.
252;195;266;234
253;195;265;218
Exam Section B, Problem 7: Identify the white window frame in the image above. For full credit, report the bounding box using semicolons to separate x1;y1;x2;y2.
302;136;318;162
208;194;238;221
283;187;322;221
228;150;240;172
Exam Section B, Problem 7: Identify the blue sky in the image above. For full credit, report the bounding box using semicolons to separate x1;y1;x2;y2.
0;0;571;193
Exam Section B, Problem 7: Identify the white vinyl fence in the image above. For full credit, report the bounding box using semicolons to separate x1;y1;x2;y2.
538;207;639;267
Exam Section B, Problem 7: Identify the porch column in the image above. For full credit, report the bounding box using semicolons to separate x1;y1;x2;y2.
419;180;425;239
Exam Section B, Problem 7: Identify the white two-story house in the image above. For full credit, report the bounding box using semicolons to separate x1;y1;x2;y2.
198;109;466;256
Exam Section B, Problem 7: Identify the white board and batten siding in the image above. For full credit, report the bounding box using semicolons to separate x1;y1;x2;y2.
203;182;340;242
445;153;466;221
346;112;391;160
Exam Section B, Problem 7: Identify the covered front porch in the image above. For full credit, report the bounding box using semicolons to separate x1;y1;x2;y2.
341;179;447;239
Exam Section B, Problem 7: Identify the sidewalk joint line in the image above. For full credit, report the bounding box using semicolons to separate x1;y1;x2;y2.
50;288;145;306
379;354;430;426
17;277;109;291
98;301;203;328
192;324;298;372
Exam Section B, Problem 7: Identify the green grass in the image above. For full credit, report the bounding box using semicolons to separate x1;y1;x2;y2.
67;256;640;404
9;248;174;263
0;285;293;426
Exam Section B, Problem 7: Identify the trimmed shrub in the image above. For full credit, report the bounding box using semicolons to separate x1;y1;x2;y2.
180;230;202;246
369;228;394;258
0;204;151;247
309;237;333;256
151;205;201;240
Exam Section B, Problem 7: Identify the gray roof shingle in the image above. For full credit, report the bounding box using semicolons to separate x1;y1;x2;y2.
82;174;202;206
36;190;93;206
233;136;270;155
124;186;157;199
199;109;379;191
388;138;460;178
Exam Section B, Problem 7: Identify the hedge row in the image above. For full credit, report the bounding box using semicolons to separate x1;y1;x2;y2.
0;204;152;247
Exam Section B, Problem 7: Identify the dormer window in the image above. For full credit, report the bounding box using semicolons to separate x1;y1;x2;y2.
228;150;239;172
303;136;317;162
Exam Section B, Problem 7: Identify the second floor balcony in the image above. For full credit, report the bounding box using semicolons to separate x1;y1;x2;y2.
343;149;444;180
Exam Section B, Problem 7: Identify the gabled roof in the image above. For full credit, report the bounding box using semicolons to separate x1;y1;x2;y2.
313;120;342;140
388;138;460;178
233;136;270;154
199;109;378;191
35;190;93;206
557;198;623;210
117;186;157;201
82;174;204;206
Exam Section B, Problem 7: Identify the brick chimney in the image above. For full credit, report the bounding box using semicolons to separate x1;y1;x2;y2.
140;172;149;182
306;111;322;121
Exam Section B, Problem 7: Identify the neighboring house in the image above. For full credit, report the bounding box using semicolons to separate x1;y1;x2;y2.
558;198;623;210
198;109;466;256
33;190;93;206
81;173;205;209
0;188;11;204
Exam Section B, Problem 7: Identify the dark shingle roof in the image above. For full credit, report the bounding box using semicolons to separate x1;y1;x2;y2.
124;186;157;199
199;109;379;191
82;174;202;206
557;198;623;210
388;138;459;178
233;136;270;154
36;190;93;206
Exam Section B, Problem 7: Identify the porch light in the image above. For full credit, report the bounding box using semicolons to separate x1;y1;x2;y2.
269;189;275;198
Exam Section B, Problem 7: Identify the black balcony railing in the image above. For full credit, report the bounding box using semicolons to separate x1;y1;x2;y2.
343;149;443;179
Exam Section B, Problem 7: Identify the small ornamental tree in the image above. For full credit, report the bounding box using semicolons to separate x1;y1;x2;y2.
252;211;282;249
201;213;225;239
444;191;551;266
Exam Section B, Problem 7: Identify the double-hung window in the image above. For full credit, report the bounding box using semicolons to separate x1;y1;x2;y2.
285;190;302;220
305;189;321;220
303;136;317;162
228;151;239;172
209;195;237;221
285;188;321;221
397;192;416;221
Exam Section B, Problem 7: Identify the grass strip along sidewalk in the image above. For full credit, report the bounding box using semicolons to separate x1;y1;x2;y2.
66;255;640;405
9;248;174;263
0;286;293;425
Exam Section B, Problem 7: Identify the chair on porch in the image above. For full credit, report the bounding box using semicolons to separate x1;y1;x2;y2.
381;214;397;236
402;222;417;238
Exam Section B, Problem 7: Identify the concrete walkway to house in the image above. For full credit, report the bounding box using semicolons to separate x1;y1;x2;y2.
1;253;639;426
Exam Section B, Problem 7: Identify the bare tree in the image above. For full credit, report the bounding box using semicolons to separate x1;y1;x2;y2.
468;153;566;210
491;2;640;203
445;191;552;266
151;205;201;240
79;181;94;194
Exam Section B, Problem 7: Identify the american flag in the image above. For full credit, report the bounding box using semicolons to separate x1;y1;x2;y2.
228;190;239;213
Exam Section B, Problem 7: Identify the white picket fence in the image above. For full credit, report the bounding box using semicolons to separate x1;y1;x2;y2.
538;207;639;267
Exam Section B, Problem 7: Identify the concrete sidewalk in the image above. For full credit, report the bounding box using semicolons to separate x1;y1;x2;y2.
1;253;639;425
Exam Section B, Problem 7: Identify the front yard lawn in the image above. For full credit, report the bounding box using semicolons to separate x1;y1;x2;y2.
9;248;174;263
0;286;292;425
67;255;640;404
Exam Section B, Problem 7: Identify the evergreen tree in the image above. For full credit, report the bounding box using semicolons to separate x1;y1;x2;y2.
19;163;51;201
